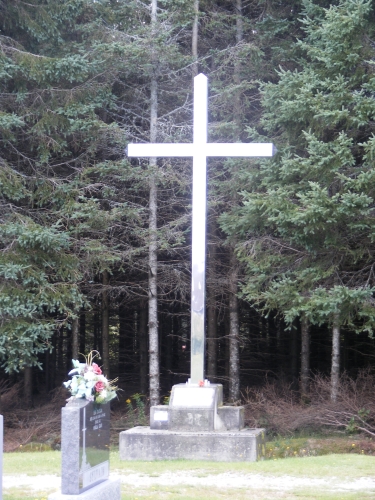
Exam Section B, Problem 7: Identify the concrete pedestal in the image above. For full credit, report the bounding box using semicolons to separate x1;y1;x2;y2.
48;478;121;500
150;384;244;433
119;427;265;461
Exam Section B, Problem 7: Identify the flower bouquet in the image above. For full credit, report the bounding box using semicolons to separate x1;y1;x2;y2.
63;351;117;404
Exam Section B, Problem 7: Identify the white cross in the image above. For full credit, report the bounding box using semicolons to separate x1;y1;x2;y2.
127;73;275;385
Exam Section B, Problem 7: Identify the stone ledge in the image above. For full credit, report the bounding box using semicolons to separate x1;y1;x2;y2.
48;478;121;500
119;427;265;462
150;404;245;432
217;406;244;431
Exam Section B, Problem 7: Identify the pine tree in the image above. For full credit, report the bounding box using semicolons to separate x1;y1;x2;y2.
221;0;375;399
0;0;132;370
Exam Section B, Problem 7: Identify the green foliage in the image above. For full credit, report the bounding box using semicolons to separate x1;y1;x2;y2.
126;393;148;427
0;0;192;372
5;0;375;381
221;0;375;332
0;218;84;371
0;0;125;370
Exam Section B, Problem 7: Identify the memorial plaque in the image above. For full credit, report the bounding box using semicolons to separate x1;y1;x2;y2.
171;387;215;408
61;399;110;495
79;402;110;490
169;384;223;409
150;405;169;430
154;410;168;421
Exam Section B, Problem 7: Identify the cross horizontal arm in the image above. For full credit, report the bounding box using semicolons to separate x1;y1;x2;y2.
127;144;194;157
127;143;275;158
206;143;275;157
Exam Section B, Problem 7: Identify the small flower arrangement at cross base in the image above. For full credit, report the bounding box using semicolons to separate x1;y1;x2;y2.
63;351;118;404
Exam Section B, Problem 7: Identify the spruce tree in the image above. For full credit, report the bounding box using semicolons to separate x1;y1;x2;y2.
0;0;132;370
221;0;375;398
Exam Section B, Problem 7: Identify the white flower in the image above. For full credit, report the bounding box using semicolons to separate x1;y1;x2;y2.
64;353;117;405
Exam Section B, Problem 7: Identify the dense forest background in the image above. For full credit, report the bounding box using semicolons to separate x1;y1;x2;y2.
2;0;375;417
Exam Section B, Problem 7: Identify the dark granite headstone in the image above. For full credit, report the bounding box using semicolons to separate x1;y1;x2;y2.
61;399;110;495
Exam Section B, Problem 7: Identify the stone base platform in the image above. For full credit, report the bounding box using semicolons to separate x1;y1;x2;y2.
48;479;121;500
119;427;265;462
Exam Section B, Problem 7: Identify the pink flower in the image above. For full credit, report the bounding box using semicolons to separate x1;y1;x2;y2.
92;363;102;375
95;381;105;393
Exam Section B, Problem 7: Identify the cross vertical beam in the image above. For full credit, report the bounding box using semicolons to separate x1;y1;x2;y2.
126;73;275;387
190;74;208;384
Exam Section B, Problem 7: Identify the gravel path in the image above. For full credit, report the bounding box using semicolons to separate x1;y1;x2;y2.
4;472;375;493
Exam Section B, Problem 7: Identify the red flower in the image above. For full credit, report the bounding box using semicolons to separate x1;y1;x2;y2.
95;381;105;392
198;380;204;387
92;363;102;375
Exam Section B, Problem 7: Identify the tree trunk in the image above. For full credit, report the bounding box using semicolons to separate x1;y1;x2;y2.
101;270;110;377
79;309;86;357
290;321;299;389
118;304;128;383
72;317;79;360
66;322;72;372
23;365;33;407
148;0;160;406
172;313;179;374
57;327;64;382
164;315;174;387
139;300;148;395
192;0;199;77
207;289;217;380
94;306;100;353
51;329;57;388
234;0;243;134
225;313;230;391
331;315;340;402
342;330;348;371
149;168;159;405
119;304;136;376
227;0;243;403
44;345;50;393
207;220;217;380
228;252;240;402
300;315;310;401
235;0;243;43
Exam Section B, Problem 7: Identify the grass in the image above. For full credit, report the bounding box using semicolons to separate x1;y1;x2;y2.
111;453;375;479
3;450;375;500
265;434;375;460
118;490;375;500
4;450;61;475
